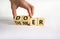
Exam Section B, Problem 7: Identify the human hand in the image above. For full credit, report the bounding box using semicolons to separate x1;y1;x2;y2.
10;0;34;18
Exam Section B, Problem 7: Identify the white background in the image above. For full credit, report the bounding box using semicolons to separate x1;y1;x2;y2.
0;0;60;39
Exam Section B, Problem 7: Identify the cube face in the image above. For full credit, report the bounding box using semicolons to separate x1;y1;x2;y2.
14;16;22;21
30;18;38;26
37;18;45;26
22;16;30;21
14;21;22;25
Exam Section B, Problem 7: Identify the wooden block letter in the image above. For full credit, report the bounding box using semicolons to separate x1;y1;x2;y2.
22;16;30;25
30;18;38;26
37;18;45;26
14;16;22;25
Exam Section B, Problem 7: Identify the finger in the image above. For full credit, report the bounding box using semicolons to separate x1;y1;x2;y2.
11;4;17;17
19;1;32;18
27;8;32;18
25;2;34;16
31;6;34;16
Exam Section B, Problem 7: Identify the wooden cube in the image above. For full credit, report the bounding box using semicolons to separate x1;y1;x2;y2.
37;18;45;26
22;16;30;25
30;18;38;26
